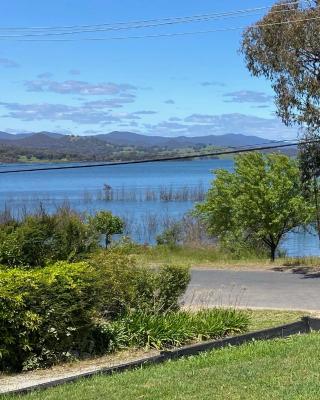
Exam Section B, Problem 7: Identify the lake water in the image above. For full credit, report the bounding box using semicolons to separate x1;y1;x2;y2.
0;159;318;257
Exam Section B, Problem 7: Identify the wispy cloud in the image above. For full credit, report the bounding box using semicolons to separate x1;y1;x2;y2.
144;113;297;139
0;57;19;68
223;90;273;104
0;98;296;139
24;79;137;96
37;72;53;79
164;99;175;105
69;69;81;75
132;110;157;115
83;97;135;109
201;81;226;87
0;101;140;125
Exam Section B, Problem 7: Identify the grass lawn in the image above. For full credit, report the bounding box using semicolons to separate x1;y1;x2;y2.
6;332;320;400
247;309;309;331
134;245;270;269
133;244;320;271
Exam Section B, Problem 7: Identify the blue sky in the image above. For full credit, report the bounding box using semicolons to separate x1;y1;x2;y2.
0;0;298;139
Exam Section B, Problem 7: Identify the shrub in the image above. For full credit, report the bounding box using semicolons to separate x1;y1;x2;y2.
0;262;102;371
155;264;190;312
156;223;182;247
0;216;53;267
109;236;146;255
0;246;192;372
50;208;98;261
0;208;98;268
0;250;250;373
89;251;190;317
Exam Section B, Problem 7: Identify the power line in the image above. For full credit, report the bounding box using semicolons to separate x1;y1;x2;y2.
0;12;269;37
4;15;319;42
0;138;312;175
0;2;304;33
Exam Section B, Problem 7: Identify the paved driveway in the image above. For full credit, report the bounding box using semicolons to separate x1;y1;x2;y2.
183;269;320;311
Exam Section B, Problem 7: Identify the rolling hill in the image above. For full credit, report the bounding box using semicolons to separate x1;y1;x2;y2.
0;131;273;148
0;130;287;163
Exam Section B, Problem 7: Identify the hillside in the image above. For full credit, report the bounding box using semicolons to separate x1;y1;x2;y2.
96;131;271;148
0;131;285;163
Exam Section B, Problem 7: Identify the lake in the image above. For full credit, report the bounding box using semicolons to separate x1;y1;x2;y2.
0;159;318;257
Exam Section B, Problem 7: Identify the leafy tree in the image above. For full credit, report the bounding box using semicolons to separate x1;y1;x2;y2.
241;0;320;239
299;135;320;238
195;153;313;261
91;211;124;248
241;0;320;133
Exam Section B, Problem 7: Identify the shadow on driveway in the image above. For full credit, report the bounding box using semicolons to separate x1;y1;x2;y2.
272;266;320;279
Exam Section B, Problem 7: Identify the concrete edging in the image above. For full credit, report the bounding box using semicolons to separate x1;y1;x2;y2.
3;316;320;396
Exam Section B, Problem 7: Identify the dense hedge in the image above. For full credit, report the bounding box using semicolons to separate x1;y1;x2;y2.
0;254;190;372
0;262;102;371
89;251;190;317
0;209;98;268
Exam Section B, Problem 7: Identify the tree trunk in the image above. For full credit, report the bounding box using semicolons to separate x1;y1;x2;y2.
270;242;277;262
105;234;111;248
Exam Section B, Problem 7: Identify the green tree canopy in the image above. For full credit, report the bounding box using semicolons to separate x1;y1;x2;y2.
195;153;313;261
91;211;124;248
241;0;320;132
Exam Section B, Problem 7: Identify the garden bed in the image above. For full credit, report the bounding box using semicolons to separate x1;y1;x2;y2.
1;310;314;396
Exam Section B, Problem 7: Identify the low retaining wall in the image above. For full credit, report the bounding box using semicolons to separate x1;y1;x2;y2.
3;316;320;396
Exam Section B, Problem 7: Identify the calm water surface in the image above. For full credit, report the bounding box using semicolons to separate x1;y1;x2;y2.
0;159;318;257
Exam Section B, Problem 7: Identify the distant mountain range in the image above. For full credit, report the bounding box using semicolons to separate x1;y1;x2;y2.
0;131;293;163
0;130;272;148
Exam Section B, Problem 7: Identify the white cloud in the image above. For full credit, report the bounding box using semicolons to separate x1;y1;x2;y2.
146;113;297;139
223;90;273;104
24;79;137;96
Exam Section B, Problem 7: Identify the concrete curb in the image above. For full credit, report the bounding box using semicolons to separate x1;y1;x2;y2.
2;316;320;396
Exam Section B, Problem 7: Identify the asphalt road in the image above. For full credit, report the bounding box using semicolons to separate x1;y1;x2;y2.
183;269;320;311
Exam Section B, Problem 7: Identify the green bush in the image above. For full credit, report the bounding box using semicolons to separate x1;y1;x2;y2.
0;250;250;373
0;252;190;372
109;236;147;255
49;208;98;261
155;264;190;312
89;251;190;316
156;223;183;247
0;208;98;268
0;262;102;371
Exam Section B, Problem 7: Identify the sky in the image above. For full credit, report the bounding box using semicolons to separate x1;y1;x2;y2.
0;0;299;139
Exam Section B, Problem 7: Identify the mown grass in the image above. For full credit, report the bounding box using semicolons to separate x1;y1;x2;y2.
7;332;320;400
247;309;309;331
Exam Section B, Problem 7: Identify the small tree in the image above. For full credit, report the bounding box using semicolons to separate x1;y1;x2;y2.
195;153;313;261
91;211;124;248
